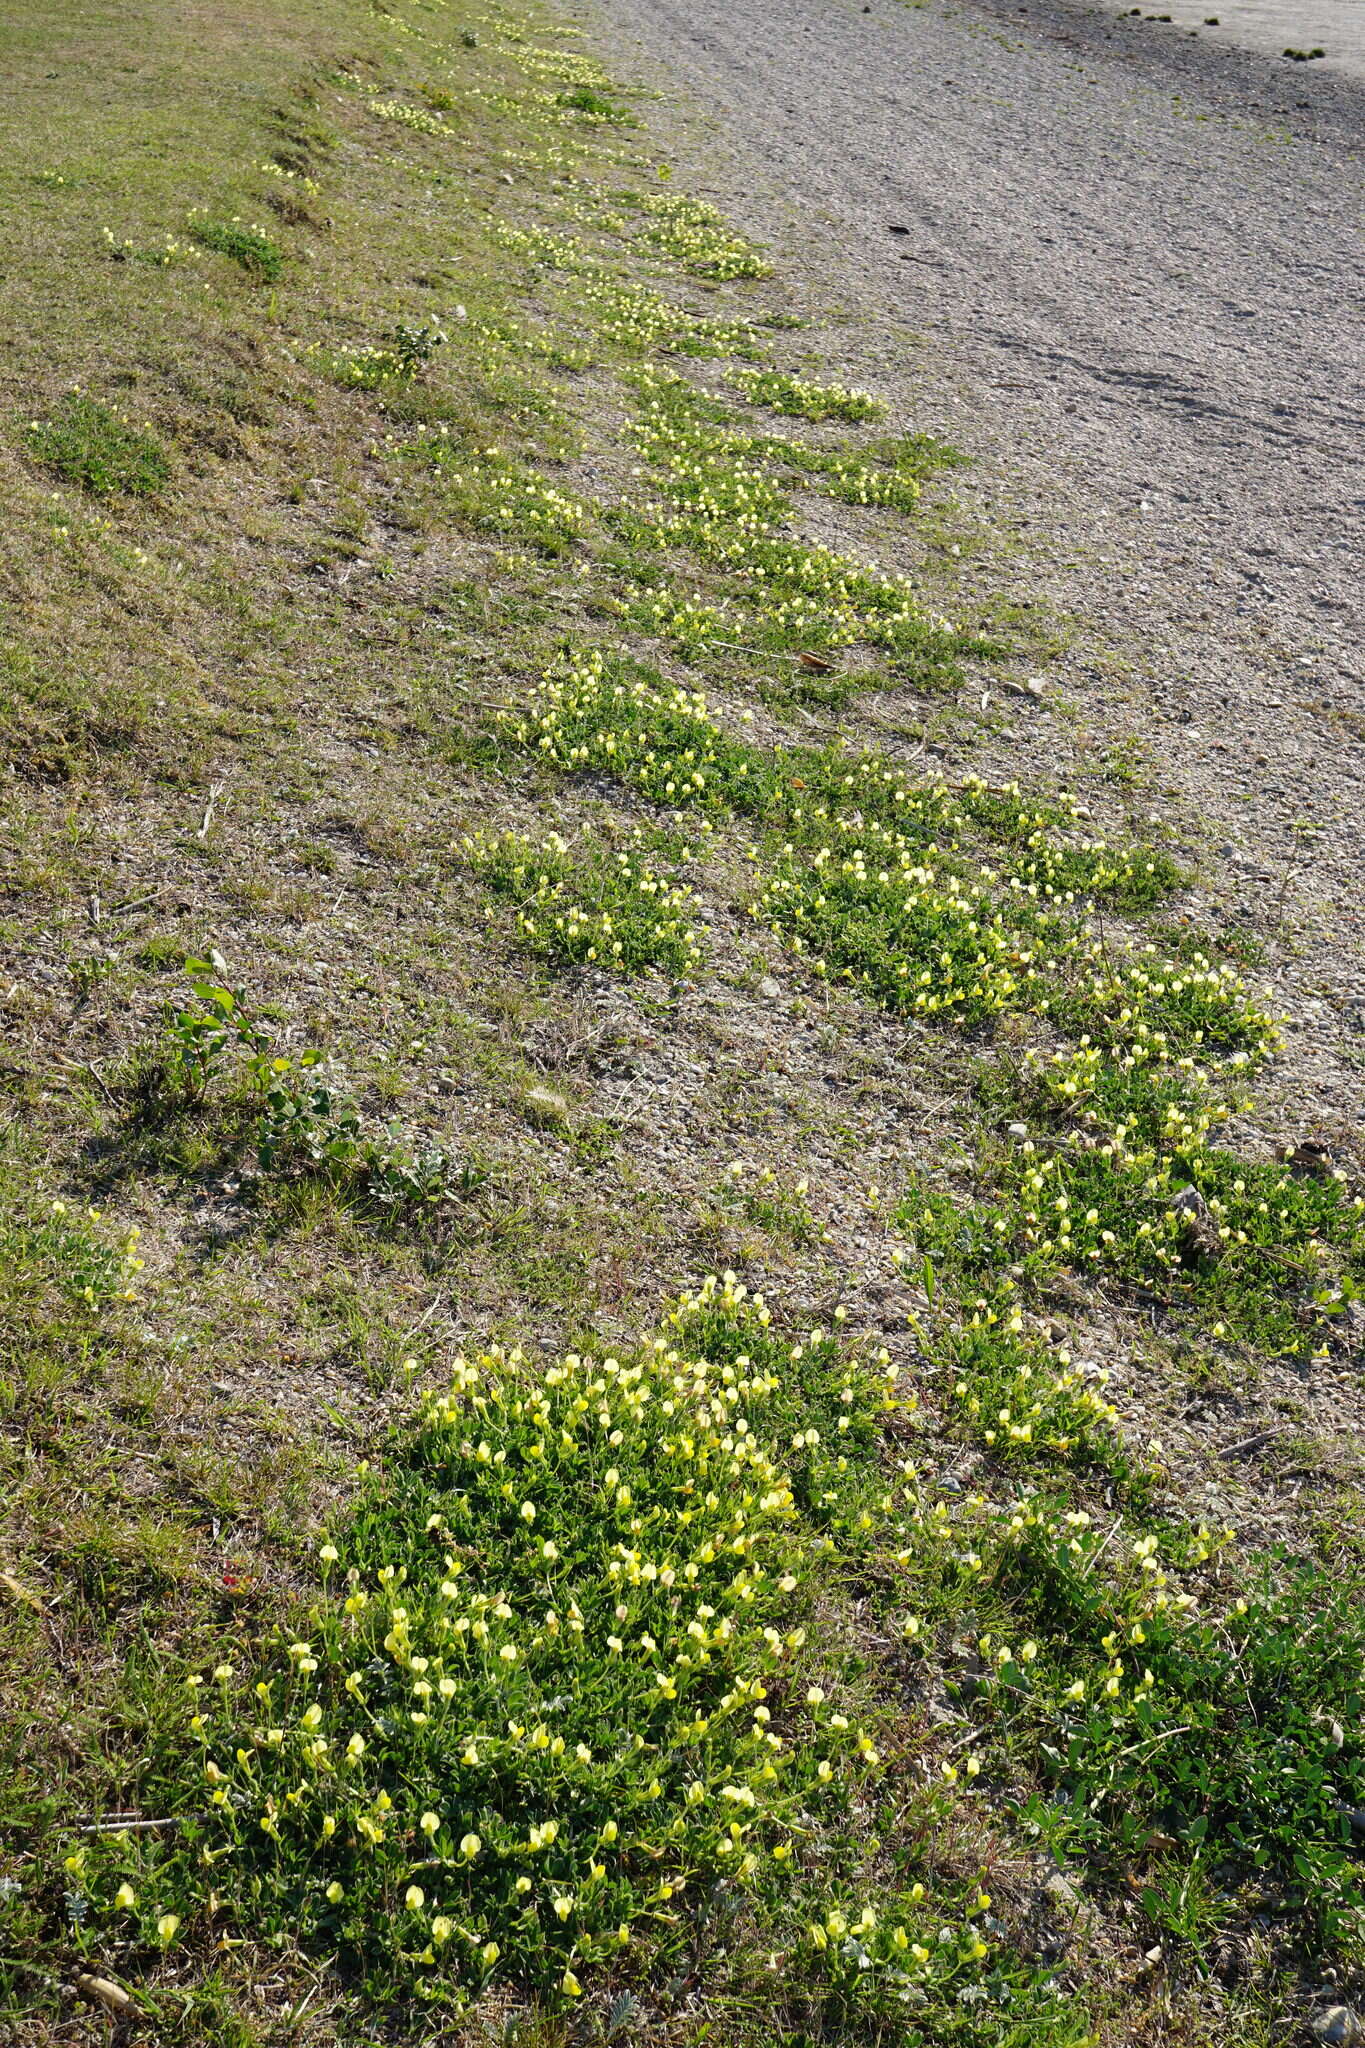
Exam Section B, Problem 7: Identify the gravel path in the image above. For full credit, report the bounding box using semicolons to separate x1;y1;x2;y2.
577;0;1365;1081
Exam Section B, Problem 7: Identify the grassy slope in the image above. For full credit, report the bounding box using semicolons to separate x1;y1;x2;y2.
1;1;1363;2045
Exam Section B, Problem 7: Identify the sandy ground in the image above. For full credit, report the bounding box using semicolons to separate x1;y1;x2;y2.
1182;0;1365;76
576;0;1365;1109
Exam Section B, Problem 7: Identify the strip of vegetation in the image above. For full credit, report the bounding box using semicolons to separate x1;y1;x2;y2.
507;648;1184;910
728;366;888;423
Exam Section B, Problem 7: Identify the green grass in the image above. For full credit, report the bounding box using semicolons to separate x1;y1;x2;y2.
0;638;151;778
23;393;170;497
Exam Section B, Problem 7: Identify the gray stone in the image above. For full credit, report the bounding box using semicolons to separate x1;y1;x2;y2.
1312;2008;1363;2047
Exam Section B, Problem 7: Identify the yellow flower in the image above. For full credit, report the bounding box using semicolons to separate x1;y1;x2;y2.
460;1831;482;1860
561;1970;583;1997
405;1885;425;1912
326;1881;344;1903
157;1912;181;1944
114;1882;136;1910
420;1811;440;1838
431;1915;453;1944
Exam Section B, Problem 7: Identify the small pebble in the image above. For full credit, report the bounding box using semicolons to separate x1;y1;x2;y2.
1313;2009;1363;2048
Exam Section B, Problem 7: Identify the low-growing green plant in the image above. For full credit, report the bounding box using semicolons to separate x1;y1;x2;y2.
510;44;614;90
900;1110;1363;1357
118;964;484;1226
554;84;632;122
465;827;703;978
369;97;451;137
102;227;195;267
388;318;448;372
187;212;284;280
977;1517;1365;1954
940;1310;1146;1489
411;434;589;553
613;369;988;684
552;264;764;358
23;394;170;497
509;649;1182;911
728;368;887;423
60;1278;1086;2036
9;1199;144;1310
760;842;1040;1027
255;1057;488;1224
312;318;448;391
258;155;320;196
632;191;769;280
713;1159;819;1245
